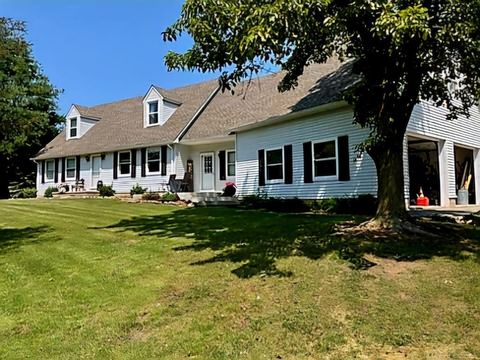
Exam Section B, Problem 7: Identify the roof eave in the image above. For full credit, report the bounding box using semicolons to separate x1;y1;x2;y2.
230;100;349;134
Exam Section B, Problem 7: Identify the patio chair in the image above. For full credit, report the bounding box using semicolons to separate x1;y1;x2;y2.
168;174;180;193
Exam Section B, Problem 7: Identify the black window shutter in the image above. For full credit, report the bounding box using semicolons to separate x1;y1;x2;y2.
258;149;265;186
303;142;313;183
54;158;59;183
141;148;146;177
161;145;167;176
41;160;45;184
284;145;293;184
75;156;81;181
338;135;350;181
218;150;226;180
131;149;137;178
113;152;118;179
61;158;66;182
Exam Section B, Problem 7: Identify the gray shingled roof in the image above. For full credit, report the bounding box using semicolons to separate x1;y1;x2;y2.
35;59;354;160
35;79;219;160
182;59;354;140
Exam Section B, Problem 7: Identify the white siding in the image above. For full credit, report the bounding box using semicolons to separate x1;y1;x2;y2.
79;117;97;137
407;101;480;202
236;108;377;199
162;101;178;123
36;148;173;196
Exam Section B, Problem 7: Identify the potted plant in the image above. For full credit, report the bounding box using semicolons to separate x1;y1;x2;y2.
222;181;237;197
130;183;147;201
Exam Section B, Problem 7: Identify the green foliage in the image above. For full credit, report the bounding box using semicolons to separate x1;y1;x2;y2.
43;186;57;198
243;194;377;215
99;185;115;198
164;0;480;219
142;192;161;201
12;187;37;199
161;192;179;202
0;18;62;198
130;183;147;195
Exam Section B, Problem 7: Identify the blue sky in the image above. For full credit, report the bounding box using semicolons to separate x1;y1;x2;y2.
1;0;224;114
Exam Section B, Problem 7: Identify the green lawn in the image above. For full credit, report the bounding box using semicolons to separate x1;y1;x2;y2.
1;199;479;359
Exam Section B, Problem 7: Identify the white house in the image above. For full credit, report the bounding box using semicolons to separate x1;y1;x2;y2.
34;60;480;207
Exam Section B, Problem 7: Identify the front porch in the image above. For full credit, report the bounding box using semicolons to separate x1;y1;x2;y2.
174;137;236;194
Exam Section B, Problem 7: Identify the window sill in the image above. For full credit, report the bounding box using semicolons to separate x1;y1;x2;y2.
314;176;338;182
145;123;160;128
117;174;131;178
266;179;284;185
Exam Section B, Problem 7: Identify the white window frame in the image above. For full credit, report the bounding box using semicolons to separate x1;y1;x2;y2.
68;117;79;139
45;159;55;182
265;147;284;184
146;147;161;175
226;149;236;177
118;151;131;177
66;157;76;180
312;138;339;181
147;101;159;127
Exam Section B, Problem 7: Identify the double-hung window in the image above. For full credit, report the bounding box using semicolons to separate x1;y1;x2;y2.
147;148;161;174
118;151;131;176
69;118;78;138
66;157;76;179
266;148;283;182
227;150;236;177
148;101;159;125
313;140;337;179
45;160;55;181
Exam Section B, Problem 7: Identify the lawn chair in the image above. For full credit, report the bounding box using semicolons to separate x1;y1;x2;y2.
179;172;193;192
168;174;180;193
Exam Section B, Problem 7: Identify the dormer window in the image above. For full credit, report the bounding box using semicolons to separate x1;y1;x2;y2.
148;101;159;125
69;118;78;138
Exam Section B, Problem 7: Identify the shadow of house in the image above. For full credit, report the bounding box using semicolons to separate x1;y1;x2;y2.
0;226;51;253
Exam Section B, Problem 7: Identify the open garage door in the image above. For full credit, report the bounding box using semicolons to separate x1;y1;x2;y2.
408;137;441;206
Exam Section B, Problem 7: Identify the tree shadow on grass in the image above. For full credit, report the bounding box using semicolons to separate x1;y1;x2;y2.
0;226;51;253
101;207;349;278
101;207;480;277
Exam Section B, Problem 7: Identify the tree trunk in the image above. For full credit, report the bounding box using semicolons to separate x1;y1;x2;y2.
368;139;408;227
0;169;10;199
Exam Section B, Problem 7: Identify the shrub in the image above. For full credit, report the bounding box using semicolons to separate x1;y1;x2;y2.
130;183;147;195
142;192;161;201
242;195;309;213
242;194;377;215
161;192;178;202
99;185;115;197
14;187;37;199
44;186;57;198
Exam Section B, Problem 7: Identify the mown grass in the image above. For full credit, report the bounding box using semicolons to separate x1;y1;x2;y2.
0;199;479;359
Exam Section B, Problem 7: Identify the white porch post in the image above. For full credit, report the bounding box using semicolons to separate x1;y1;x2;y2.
474;148;480;205
438;140;450;207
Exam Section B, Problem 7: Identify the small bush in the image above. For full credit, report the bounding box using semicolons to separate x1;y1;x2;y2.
44;186;57;198
130;183;147;195
161;192;178;202
99;185;115;197
142;192;161;201
13;187;37;199
242;195;309;213
242;194;377;215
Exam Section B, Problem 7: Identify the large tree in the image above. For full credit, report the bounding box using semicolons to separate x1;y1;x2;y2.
0;18;61;198
164;0;480;228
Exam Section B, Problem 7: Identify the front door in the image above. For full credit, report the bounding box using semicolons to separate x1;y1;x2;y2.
200;152;215;191
91;155;102;189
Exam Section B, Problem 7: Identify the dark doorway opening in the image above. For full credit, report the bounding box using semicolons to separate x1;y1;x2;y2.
454;146;476;204
408;138;441;206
